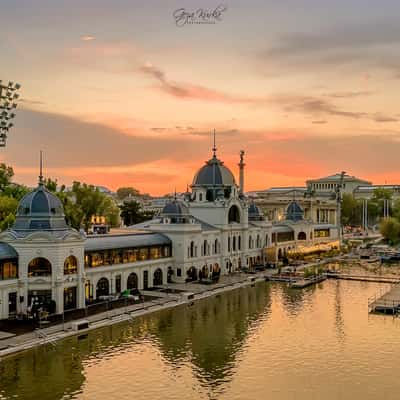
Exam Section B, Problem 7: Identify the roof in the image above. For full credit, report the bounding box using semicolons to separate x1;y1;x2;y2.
286;200;304;222
192;155;236;187
161;199;189;216
272;225;294;233
314;224;336;230
355;185;400;192
84;232;171;252
307;173;371;184
12;182;71;234
0;243;18;260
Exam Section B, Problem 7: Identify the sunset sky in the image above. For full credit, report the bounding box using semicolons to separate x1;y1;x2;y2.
2;0;400;195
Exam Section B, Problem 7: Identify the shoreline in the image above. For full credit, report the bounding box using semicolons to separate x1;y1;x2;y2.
0;272;270;360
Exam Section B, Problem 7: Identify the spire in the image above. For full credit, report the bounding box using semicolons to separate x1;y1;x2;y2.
38;150;44;185
212;129;217;158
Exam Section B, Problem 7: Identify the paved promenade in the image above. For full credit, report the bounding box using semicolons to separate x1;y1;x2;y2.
0;270;274;359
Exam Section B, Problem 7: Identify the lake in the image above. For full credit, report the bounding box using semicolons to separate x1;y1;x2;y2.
1;279;399;400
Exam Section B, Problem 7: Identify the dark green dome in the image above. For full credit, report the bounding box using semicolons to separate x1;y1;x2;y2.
193;155;236;187
286;200;304;222
13;183;69;231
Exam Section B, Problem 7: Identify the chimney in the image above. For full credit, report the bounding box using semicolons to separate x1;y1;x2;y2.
238;150;245;195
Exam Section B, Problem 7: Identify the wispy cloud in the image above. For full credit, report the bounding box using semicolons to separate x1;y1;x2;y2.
139;62;264;104
275;95;397;122
80;35;96;41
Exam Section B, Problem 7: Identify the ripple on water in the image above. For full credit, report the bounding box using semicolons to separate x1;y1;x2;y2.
1;280;400;400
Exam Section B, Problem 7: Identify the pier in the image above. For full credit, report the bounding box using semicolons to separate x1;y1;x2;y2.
326;273;400;284
369;284;400;314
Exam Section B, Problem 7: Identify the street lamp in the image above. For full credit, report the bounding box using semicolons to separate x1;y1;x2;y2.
335;171;346;247
0;80;21;147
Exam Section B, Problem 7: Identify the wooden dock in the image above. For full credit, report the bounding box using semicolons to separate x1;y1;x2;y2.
369;284;400;314
290;275;326;288
326;273;400;284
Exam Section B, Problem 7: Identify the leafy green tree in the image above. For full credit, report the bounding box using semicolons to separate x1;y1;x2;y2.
119;200;154;226
43;177;58;192
380;218;400;244
2;184;29;201
116;187;140;200
341;193;362;226
0;164;14;191
0;196;18;231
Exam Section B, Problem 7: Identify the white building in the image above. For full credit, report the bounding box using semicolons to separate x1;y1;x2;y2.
0;147;338;321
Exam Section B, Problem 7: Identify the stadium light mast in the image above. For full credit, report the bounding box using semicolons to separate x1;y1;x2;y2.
0;80;21;147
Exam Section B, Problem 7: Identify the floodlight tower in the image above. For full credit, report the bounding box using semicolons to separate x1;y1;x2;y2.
0;80;21;147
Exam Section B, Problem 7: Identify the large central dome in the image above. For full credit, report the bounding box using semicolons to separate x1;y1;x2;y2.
192;155;236;187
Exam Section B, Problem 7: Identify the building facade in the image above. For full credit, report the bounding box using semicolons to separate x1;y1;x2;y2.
0;148;339;321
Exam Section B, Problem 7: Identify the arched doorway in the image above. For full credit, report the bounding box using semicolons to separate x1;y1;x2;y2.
187;266;197;282
96;277;109;298
228;205;240;223
153;268;163;286
127;272;138;290
298;232;307;240
28;257;52;277
64;255;78;275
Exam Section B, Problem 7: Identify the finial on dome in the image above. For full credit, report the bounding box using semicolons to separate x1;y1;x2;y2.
212;129;217;158
38;150;44;185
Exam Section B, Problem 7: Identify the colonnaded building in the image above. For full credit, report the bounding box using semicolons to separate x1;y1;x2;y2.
0;146;338;320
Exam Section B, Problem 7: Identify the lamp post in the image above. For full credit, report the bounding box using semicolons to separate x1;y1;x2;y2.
335;171;346;247
0;80;21;147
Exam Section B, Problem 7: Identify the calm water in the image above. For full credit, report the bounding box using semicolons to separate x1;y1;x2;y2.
1;280;399;400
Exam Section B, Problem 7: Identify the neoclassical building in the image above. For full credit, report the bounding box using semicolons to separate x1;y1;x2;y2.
0;147;338;321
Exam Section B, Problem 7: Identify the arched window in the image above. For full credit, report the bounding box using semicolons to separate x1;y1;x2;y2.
233;236;236;251
214;239;219;254
265;234;269;247
96;277;109;298
153;268;163;286
228;237;231;252
257;234;260;248
127;272;138;290
228;205;240;223
238;236;241;250
248;235;252;249
28;257;52;277
64;255;78;275
298;232;307;240
204;240;208;256
190;241;195;258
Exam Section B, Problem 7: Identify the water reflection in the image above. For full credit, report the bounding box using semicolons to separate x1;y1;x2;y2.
0;283;271;400
152;283;271;391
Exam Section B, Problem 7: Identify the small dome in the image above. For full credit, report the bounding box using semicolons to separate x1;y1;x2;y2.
286;200;304;222
161;199;189;216
193;156;236;187
248;203;264;221
13;183;69;231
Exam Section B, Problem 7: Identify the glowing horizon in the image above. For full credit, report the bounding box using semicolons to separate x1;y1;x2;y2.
2;1;400;195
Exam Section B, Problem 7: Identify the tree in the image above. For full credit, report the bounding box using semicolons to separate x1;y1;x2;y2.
43;177;58;192
341;193;362;226
119;200;154;226
380;218;400;244
0;163;14;191
0;196;18;231
116;187;140;200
